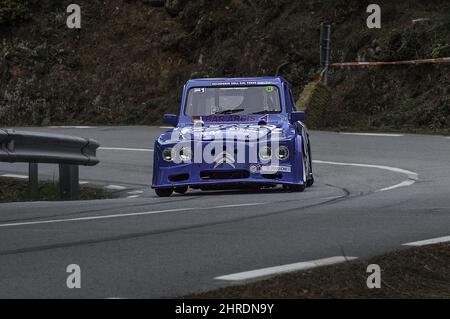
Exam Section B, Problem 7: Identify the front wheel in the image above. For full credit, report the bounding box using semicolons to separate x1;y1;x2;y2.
155;188;173;197
174;186;188;194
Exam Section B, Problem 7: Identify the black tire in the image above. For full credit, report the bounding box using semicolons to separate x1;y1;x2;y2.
288;184;306;192
155;188;173;197
174;186;188;194
306;176;314;187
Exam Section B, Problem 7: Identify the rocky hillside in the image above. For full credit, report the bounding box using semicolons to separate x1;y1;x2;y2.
0;0;449;133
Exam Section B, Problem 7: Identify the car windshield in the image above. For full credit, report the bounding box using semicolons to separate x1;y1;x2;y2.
184;86;282;116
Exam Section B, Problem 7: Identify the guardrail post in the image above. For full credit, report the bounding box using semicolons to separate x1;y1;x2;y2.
59;164;79;200
29;163;39;201
70;165;79;200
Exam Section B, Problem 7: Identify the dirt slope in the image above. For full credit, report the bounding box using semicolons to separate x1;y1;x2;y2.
0;0;449;132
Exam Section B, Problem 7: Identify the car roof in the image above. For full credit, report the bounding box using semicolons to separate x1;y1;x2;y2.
186;76;290;87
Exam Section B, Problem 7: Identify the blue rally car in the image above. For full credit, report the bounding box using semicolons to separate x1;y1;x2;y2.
152;77;314;197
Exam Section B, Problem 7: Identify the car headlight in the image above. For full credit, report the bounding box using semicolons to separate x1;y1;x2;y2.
275;146;290;161
179;147;192;162
162;147;173;162
259;146;272;162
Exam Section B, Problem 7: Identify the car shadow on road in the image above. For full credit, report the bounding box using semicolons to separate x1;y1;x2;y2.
167;186;294;197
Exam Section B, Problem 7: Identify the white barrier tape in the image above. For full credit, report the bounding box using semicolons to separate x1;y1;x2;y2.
330;57;450;67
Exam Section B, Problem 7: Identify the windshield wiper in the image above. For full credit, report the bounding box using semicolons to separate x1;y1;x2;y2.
251;110;279;114
215;108;245;115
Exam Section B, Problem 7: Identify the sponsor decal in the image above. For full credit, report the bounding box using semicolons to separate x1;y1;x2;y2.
211;81;274;86
193;115;259;123
193;88;206;93
249;165;291;174
260;165;292;173
266;86;275;93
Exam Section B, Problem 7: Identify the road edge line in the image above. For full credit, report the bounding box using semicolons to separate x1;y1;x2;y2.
214;256;358;282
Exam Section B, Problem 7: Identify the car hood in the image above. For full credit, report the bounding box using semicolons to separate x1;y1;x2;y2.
159;123;296;144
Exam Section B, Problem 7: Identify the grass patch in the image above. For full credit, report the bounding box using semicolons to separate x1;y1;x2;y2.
0;177;115;203
185;244;450;299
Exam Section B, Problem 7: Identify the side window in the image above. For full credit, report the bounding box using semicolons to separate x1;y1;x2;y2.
289;90;297;111
284;85;296;112
284;85;292;113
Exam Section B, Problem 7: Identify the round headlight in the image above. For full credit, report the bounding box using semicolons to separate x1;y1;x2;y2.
180;147;192;162
259;146;272;162
162;148;173;162
276;146;290;161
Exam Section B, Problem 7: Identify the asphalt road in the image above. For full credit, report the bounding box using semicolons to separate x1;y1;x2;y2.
0;126;449;298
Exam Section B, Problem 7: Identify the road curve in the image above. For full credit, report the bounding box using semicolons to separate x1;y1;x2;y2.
0;126;449;298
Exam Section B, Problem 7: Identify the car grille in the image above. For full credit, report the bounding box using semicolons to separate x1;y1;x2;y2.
200;170;250;180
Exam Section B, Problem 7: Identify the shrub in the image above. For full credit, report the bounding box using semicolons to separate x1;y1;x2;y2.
0;0;35;25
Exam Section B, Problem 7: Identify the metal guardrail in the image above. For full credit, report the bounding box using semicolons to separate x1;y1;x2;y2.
0;129;100;200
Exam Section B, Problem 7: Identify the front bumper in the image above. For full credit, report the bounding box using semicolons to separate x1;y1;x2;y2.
151;166;305;189
151;141;305;189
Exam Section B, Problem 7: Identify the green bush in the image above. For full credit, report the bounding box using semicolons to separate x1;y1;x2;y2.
0;0;35;25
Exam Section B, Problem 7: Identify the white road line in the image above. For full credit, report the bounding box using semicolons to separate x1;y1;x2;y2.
1;174;28;179
105;185;127;191
160;126;174;129
127;190;144;195
99;147;154;152
0;203;264;228
403;236;450;247
215;256;358;281
340;133;404;137
313;160;418;179
126;195;140;199
79;181;90;185
313;160;418;192
377;180;416;192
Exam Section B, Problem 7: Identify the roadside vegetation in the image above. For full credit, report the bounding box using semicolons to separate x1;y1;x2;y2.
0;0;36;25
186;244;450;299
0;0;449;134
0;177;115;202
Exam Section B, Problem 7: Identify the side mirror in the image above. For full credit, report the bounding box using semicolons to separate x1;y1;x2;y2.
291;111;305;123
163;114;178;127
